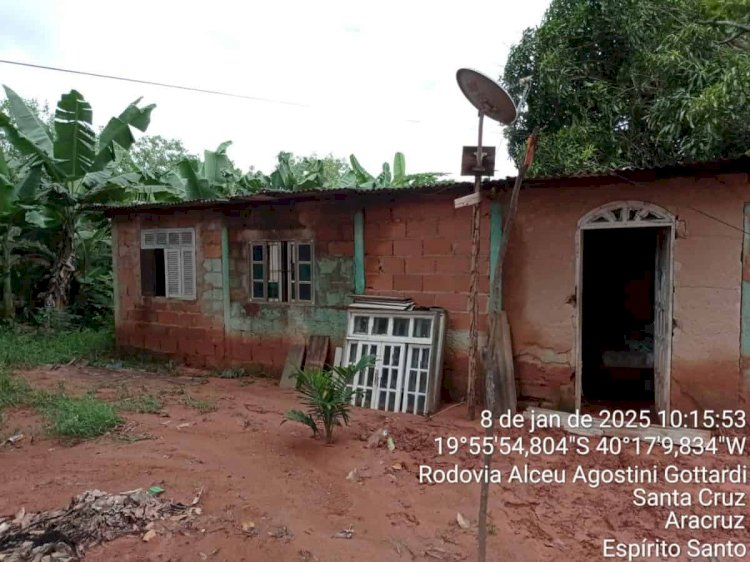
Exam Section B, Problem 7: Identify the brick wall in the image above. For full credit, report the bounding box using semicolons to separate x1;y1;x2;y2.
113;193;494;401
362;192;493;400
113;211;226;368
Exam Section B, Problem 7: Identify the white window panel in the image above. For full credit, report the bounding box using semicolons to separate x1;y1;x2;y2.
376;343;405;412
347;341;379;408
141;228;196;299
344;309;446;416
402;346;431;415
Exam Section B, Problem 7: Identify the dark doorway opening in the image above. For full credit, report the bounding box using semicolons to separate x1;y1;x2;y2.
581;228;657;409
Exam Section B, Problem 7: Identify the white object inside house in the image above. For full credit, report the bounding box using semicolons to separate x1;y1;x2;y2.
343;307;446;415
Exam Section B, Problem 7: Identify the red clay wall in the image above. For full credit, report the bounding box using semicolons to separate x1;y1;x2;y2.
504;172;750;411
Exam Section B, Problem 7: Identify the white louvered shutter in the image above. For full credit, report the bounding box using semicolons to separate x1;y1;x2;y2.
181;248;195;298
165;248;181;297
142;230;156;248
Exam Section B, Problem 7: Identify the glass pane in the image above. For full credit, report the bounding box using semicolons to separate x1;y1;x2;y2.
299;284;312;301
407;394;415;412
299;263;312;282
252;264;264;280
365;390;372;405
348;342;358;360
413;318;432;338
410;351;419;368
408;370;417;390
420;349;430;369
353;316;369;334
366;368;374;386
392;318;409;336
383;346;391;364
419;372;427;392
268;282;280;299
389;370;398;388
393;346;401;363
417;396;425;413
252;244;264;261
373;317;389;335
252;282;265;298
298;243;312;262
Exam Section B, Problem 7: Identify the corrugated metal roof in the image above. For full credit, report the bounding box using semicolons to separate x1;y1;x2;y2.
94;155;750;215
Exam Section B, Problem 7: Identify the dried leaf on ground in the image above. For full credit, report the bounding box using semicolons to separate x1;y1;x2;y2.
0;488;199;561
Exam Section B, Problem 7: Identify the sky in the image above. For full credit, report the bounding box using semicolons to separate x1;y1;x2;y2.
0;0;551;179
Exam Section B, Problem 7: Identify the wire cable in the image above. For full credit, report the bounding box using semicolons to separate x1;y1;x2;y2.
0;58;309;108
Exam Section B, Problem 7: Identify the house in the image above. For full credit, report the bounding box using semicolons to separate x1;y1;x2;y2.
103;156;750;415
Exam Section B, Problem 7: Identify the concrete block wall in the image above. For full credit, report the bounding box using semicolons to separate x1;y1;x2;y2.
221;200;356;374
113;211;226;368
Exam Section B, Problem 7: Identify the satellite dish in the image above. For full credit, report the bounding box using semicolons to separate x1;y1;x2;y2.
456;68;517;125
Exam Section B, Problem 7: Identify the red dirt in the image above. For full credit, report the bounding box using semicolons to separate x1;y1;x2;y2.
1;366;748;561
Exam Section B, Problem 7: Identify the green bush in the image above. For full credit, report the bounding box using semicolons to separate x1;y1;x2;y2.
36;392;122;438
282;355;374;444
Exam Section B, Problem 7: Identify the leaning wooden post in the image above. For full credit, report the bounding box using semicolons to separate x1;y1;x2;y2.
477;130;538;562
466;112;485;421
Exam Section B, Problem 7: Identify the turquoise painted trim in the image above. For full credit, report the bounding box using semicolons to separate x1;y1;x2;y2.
354;210;365;294
742;204;750;379
489;199;503;312
221;225;231;333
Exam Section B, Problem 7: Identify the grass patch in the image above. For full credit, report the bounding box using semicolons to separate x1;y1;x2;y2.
0;327;113;367
1;370;121;439
0;369;32;411
36;391;122;439
181;394;217;414
115;394;163;414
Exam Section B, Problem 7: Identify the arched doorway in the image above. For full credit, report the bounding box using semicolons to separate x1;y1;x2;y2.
575;201;675;414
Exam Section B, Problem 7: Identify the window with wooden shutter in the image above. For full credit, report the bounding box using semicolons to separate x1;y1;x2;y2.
248;240;314;303
140;228;196;299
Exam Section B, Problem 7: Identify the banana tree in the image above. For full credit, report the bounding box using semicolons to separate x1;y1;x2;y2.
346;152;444;188
171;141;266;199
0;86;156;309
0;143;45;318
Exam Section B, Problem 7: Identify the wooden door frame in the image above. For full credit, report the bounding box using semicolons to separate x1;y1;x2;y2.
574;201;675;413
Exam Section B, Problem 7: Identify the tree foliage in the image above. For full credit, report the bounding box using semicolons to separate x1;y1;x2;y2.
112;134;197;179
503;0;750;176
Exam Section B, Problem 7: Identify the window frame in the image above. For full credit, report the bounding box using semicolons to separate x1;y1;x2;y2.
140;227;197;301
248;239;315;305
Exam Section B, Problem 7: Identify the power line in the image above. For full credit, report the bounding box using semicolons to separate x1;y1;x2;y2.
0;58;309;108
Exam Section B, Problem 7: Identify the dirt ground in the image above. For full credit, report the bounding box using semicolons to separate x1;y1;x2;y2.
1;366;748;562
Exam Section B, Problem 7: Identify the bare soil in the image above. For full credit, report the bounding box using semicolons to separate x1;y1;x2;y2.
0;366;748;561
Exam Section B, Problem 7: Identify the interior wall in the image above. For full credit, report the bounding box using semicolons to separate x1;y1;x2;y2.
503;172;750;411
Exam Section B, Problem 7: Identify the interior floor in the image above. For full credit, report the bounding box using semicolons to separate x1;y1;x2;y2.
581;227;658;409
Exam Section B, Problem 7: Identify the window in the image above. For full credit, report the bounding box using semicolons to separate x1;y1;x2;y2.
140;228;196;299
250;241;313;303
344;310;446;415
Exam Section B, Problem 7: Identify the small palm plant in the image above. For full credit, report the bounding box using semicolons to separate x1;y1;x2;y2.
282;355;375;444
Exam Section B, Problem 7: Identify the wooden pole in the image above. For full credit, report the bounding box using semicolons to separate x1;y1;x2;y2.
466;113;485;421
477;129;538;562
